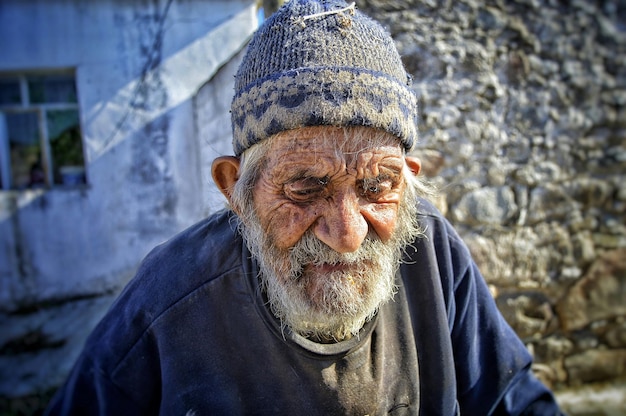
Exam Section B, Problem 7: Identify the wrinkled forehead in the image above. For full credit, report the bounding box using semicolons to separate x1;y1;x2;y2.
258;126;406;181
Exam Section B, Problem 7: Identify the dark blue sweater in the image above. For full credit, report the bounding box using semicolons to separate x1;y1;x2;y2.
46;199;563;415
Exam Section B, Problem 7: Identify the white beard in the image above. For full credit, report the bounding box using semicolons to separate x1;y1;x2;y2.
258;229;400;341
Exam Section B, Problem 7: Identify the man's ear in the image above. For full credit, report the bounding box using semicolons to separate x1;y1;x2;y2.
405;156;421;176
212;156;241;204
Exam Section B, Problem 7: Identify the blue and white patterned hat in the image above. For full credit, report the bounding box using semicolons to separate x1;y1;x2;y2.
231;0;418;156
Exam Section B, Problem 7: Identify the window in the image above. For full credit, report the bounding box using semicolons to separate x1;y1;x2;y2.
0;71;86;190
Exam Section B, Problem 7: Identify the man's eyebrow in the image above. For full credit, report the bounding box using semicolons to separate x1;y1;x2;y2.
278;166;326;183
356;158;404;178
378;159;404;171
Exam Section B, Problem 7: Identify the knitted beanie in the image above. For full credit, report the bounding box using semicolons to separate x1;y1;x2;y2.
231;0;418;156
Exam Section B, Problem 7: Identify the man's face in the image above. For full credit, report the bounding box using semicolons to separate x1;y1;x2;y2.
219;126;422;341
254;126;407;256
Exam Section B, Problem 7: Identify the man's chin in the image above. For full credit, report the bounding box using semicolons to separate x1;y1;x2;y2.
299;270;367;313
278;275;390;341
304;261;361;273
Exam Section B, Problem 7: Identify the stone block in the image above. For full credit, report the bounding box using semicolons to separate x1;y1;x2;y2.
556;249;626;331
564;349;626;384
450;186;518;226
496;292;556;338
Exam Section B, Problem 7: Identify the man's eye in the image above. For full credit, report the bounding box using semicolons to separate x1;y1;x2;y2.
359;177;394;201
285;177;329;201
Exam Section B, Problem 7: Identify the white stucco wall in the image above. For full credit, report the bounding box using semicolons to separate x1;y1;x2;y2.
0;0;257;312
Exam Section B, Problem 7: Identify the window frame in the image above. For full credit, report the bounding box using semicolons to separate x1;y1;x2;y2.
0;69;86;191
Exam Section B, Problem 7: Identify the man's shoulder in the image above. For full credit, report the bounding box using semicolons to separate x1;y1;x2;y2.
415;197;465;245
128;209;245;305
415;197;444;220
86;210;246;357
142;209;243;276
408;196;474;269
414;197;455;238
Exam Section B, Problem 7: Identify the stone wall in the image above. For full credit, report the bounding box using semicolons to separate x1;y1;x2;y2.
360;0;626;411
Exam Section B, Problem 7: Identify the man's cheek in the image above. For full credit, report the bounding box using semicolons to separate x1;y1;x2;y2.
267;206;321;249
361;204;399;242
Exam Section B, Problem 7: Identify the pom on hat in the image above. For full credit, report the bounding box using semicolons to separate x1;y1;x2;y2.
231;0;418;156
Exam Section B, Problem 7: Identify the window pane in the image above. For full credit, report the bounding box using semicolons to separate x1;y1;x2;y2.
28;74;77;104
48;109;85;185
0;78;21;105
6;112;44;189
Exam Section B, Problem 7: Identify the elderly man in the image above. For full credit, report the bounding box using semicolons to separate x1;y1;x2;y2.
46;0;563;415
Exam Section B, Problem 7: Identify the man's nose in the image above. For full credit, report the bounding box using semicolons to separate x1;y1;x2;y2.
313;190;368;253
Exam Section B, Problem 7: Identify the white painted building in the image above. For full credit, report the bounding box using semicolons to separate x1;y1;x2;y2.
0;0;257;397
0;0;257;310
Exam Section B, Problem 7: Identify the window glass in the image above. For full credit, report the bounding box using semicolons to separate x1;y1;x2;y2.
0;78;21;105
6;112;44;189
28;74;77;104
48;109;85;185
